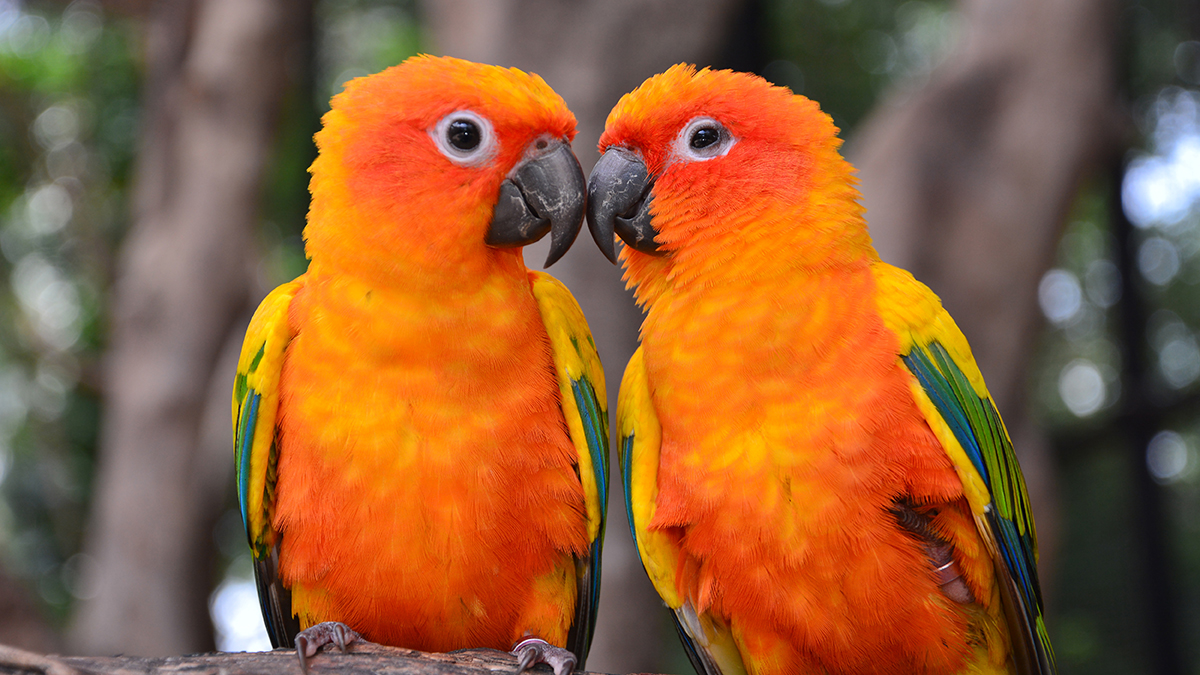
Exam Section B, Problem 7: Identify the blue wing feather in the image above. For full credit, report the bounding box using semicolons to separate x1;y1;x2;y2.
235;391;260;531
565;374;608;663
572;377;609;507
903;348;988;482
620;428;719;675
232;281;302;648
529;272;608;667
903;340;1054;674
621;434;637;545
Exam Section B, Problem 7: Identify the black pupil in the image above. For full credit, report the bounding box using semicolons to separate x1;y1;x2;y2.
448;119;481;151
691;126;720;150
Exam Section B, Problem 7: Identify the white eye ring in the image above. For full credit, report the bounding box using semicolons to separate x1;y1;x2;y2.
431;110;497;166
673;116;736;163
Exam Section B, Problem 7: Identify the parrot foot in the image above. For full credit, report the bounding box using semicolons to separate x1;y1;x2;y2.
512;637;576;675
890;500;976;605
294;621;363;674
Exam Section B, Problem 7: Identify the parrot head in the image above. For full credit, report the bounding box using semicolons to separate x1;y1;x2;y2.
306;55;585;277
586;64;871;286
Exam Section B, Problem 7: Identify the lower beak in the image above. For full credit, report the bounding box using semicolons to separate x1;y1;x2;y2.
486;141;586;268
585;147;660;264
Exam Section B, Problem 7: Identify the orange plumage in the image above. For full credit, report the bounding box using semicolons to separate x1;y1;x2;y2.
277;274;586;650
232;56;607;666
595;65;1051;675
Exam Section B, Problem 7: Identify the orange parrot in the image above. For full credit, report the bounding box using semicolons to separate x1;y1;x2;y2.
232;56;607;675
586;65;1053;675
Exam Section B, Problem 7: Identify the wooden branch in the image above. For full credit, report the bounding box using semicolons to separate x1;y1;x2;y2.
0;645;80;675
0;643;612;675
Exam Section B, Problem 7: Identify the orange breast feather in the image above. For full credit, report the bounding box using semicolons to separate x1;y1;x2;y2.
646;264;991;675
272;265;588;652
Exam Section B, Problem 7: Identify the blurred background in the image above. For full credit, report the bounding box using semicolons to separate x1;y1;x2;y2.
0;0;1195;673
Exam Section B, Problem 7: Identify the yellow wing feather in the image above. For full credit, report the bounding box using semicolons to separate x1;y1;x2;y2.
872;263;995;515
233;280;302;550
617;348;675;603
618;348;746;675
529;271;609;660
872;262;1053;674
529;271;607;542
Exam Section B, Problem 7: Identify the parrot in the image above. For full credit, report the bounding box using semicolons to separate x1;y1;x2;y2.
231;55;608;675
585;64;1054;675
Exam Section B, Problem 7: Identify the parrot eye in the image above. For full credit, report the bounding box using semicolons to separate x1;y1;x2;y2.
675;116;735;162
690;126;720;150
432;110;497;166
448;119;481;150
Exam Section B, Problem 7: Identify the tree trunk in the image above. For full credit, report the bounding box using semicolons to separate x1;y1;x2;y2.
848;0;1123;585
67;0;310;656
0;571;59;654
424;2;745;672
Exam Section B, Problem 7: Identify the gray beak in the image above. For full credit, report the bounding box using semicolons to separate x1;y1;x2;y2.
486;141;586;268
585;147;660;264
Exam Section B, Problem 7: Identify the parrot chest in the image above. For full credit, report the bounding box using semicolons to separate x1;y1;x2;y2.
271;274;587;650
643;272;977;674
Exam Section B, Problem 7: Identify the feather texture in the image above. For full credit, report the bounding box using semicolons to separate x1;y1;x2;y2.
231;56;606;663
606;64;1053;675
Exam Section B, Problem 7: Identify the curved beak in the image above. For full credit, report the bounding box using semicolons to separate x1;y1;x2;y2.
486;141;586;268
585;147;661;264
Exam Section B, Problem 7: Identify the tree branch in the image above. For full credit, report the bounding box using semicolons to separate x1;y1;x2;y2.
0;643;610;675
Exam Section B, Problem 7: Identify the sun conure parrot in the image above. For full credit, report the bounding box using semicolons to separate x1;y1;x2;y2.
231;55;607;675
585;64;1054;675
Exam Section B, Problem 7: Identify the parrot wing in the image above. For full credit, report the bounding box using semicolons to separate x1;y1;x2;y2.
232;279;304;648
874;263;1055;675
617;347;748;675
529;271;609;663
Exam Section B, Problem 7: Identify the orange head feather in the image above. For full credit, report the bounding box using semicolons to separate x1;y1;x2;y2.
592;64;874;304
306;55;578;282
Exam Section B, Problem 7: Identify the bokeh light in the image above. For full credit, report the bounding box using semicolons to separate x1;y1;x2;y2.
1059;359;1107;417
210;570;272;653
1123;89;1200;229
1040;268;1083;326
1146;430;1190;484
1138;236;1180;286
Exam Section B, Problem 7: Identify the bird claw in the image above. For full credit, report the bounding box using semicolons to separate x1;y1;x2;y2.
294;621;362;674
511;637;576;675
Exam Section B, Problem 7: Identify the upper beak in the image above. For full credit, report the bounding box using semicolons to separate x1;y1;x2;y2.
585;147;661;264
486;140;586;268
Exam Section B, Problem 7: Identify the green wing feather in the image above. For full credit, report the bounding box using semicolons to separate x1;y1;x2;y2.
529;271;608;667
903;340;1055;675
232;280;303;648
875;263;1054;674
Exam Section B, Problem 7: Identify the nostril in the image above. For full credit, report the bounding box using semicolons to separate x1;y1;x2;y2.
535;138;549;150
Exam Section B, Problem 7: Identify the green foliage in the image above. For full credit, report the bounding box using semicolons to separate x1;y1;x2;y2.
0;0;1197;667
0;1;138;622
317;0;424;112
764;0;954;134
1030;0;1200;670
1052;439;1148;674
